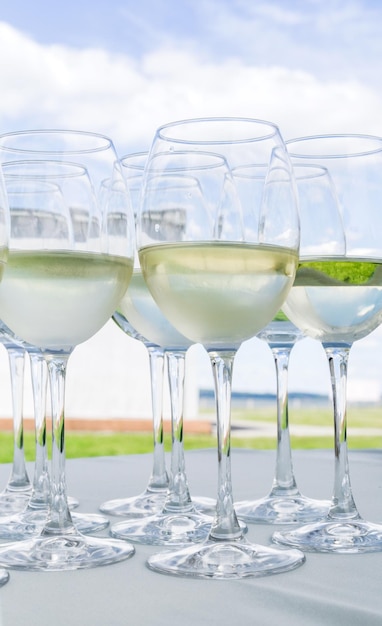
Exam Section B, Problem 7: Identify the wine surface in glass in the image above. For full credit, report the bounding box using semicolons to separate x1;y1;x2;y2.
0;250;133;350
283;258;382;344
139;241;297;348
118;269;191;349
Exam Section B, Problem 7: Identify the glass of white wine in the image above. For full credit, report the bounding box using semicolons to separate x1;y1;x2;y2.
101;152;169;519
0;158;11;586
233;164;332;524
101;152;215;522
0;162;116;541
138;118;305;579
0;130;136;570
109;154;218;545
272;134;382;553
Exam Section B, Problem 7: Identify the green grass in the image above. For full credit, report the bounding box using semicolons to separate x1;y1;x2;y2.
230;405;382;429
0;402;380;463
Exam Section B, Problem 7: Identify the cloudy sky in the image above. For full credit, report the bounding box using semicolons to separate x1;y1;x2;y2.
1;0;382;404
1;0;382;156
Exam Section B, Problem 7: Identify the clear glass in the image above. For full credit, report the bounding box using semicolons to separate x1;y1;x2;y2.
0;131;135;570
0;337;31;514
110;347;213;545
272;134;382;552
107;153;214;543
0;161;11;585
0;344;110;541
100;153;169;518
138;119;305;578
100;312;169;518
0;163;111;539
233;165;331;524
0;164;110;537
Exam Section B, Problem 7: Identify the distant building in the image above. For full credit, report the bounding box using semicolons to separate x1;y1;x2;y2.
199;388;330;409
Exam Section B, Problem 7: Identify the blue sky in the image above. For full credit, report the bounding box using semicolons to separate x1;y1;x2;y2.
1;0;382;401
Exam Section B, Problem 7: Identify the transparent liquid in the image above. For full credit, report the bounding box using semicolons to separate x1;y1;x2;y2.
0;247;7;283
139;241;297;349
118;269;192;350
0;250;133;351
283;259;382;344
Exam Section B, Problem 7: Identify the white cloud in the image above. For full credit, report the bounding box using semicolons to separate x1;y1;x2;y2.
246;2;308;26
1;21;381;159
201;0;382;89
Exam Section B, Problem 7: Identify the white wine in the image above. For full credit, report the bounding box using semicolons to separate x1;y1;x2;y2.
283;258;382;344
118;269;192;349
0;247;7;283
139;241;297;349
0;250;133;351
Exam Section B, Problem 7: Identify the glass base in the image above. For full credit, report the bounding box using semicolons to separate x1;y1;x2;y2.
0;531;135;571
99;489;167;518
67;495;80;509
147;537;305;579
110;509;213;546
192;496;217;516
272;517;382;553
0;509;47;541
0;492;31;516
0;569;9;586
0;493;79;519
0;509;109;541
235;493;331;525
72;512;110;534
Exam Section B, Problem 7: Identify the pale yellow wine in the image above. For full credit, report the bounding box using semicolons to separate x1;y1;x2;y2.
0;250;133;351
283;258;382;343
119;269;192;349
139;241;297;349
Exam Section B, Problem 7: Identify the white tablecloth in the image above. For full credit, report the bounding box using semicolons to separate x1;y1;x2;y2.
0;448;381;626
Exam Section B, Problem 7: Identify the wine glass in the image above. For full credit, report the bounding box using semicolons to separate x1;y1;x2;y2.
109;157;218;545
0;161;114;541
0;155;11;586
233;164;331;524
102;313;169;517
272;133;382;553
101;152;215;520
100;152;169;518
138;118;305;578
0;131;135;570
0;339;31;514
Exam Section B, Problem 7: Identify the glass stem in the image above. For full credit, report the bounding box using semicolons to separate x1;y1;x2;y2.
208;351;242;541
27;349;50;510
163;350;193;513
270;347;298;495
41;354;74;535
6;347;30;492
146;346;168;491
324;345;360;520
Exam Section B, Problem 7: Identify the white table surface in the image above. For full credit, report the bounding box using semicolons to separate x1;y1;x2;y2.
0;448;381;626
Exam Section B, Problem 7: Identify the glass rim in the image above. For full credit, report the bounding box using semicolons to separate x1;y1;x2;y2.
156;117;281;145
2;159;88;179
286;133;382;159
120;151;148;170
146;150;230;173
232;162;329;180
0;129;114;155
